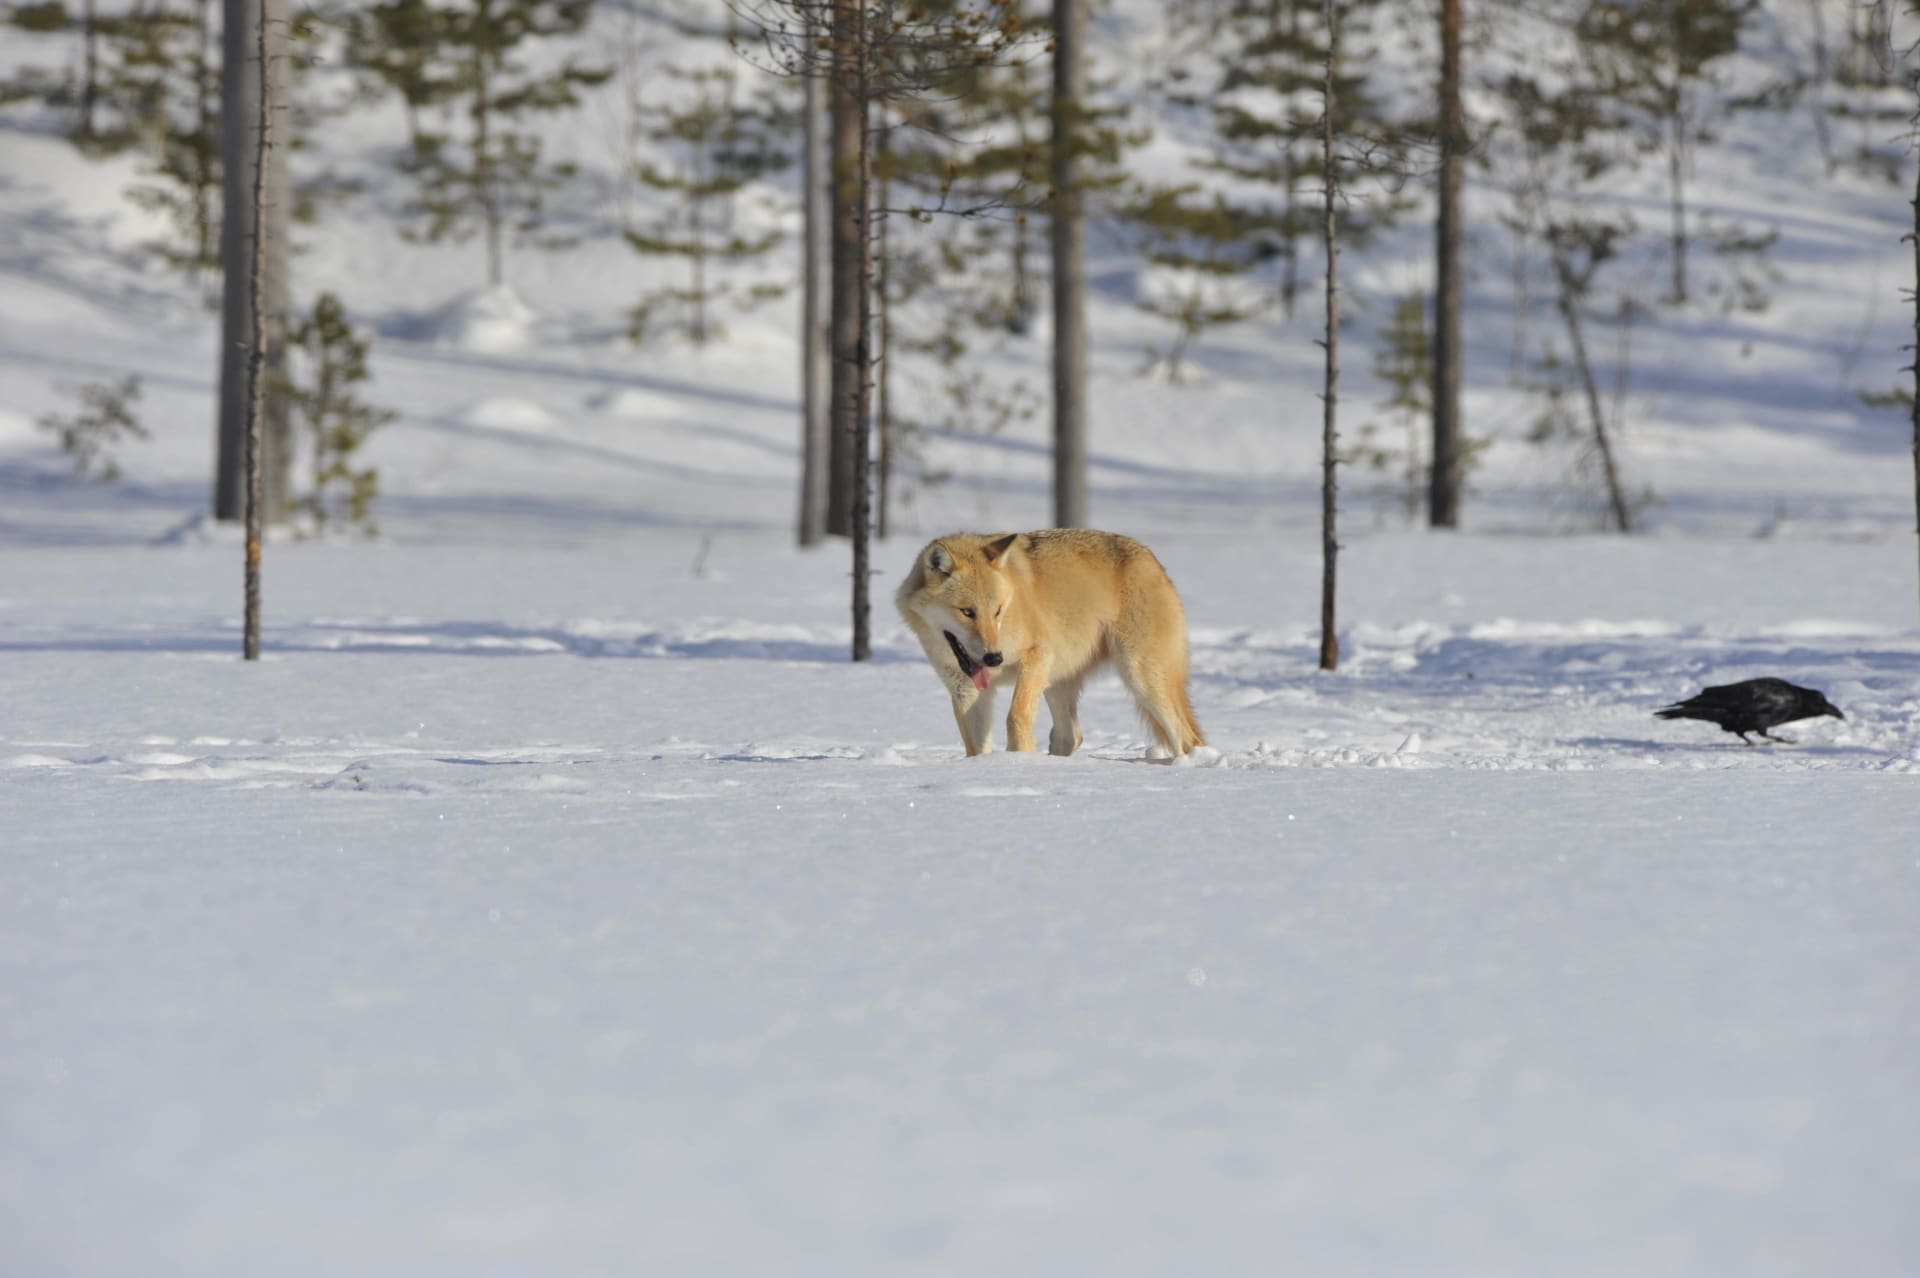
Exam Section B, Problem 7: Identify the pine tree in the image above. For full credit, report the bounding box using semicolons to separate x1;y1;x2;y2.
883;50;1053;335
344;0;444;138
1576;0;1760;306
1185;0;1400;320
1351;293;1431;522
119;0;222;280
1128;184;1273;381
731;0;1033;660
37;376;148;482
883;20;1134;335
4;1;224;276
283;293;396;535
0;4;88;127
351;0;612;288
1495;68;1641;532
623;62;791;345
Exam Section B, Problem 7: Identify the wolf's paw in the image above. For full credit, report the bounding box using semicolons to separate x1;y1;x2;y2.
1170;745;1223;768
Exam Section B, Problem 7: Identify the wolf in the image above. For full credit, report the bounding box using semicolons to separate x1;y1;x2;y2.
894;529;1205;758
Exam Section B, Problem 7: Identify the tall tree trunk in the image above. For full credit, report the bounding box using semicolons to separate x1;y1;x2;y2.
216;0;288;525
473;6;501;289
1667;96;1688;304
850;9;874;662
798;56;830;546
193;0;215;274
242;0;272;662
1428;0;1463;528
1050;0;1088;529
1807;0;1834;173
826;0;861;539
1011;209;1032;333
1318;0;1339;673
1910;137;1919;624
79;0;98;143
1279;0;1301;321
875;105;892;542
1550;249;1633;532
690;171;708;345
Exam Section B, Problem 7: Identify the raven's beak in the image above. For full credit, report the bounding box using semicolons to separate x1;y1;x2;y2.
1827;705;1845;720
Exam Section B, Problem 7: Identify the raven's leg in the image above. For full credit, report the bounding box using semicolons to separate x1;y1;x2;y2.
1735;731;1754;745
1759;730;1793;744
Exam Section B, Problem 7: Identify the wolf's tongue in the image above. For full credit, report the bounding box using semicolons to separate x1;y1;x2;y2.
972;667;991;692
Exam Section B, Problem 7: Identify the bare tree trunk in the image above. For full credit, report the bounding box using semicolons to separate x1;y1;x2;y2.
79;0;98;143
850;8;874;662
691;160;708;344
474;6;501;289
1910;135;1919;624
798;57;830;546
194;0;215;275
243;0;272;662
1318;0;1339;673
216;0;288;525
826;0;861;539
1667;102;1689;304
1429;0;1463;528
1807;0;1834;173
1050;0;1088;529
1550;250;1633;532
1011;209;1033;333
1280;0;1301;321
875;105;892;542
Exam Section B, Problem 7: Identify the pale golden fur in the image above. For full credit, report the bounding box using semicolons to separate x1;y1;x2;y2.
895;529;1205;758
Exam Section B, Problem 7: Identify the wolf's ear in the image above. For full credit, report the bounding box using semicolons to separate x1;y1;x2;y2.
926;542;955;576
981;533;1020;565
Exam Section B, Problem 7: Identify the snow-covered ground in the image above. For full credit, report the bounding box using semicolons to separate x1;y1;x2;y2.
3;4;1919;1274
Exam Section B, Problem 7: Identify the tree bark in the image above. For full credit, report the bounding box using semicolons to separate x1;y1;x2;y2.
1910;137;1919;624
216;0;289;526
1318;0;1339;673
797;54;830;546
1667;99;1688;304
1050;0;1088;530
849;6;873;662
193;0;215;274
474;0;501;288
1551;249;1634;532
79;0;98;143
826;0;861;539
1807;0;1834;171
243;0;272;662
875;104;892;543
1429;0;1463;528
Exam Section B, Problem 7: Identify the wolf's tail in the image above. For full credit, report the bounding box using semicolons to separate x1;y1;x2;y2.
1168;680;1205;753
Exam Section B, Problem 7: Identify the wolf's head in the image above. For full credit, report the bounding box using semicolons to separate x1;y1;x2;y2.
901;533;1021;689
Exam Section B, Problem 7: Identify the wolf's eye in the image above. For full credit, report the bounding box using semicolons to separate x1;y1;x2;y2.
960;607;976;619
995;606;1002;618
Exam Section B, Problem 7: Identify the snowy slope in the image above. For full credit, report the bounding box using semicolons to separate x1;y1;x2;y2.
2;2;1919;1274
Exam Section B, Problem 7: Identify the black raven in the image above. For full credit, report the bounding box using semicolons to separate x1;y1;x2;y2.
1655;678;1844;744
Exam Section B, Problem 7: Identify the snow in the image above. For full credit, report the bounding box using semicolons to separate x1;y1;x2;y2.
2;3;1919;1275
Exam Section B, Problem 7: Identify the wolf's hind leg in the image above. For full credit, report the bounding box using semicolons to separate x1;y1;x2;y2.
1111;640;1204;756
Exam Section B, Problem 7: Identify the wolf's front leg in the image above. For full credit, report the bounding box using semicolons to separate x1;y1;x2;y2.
1004;666;1046;752
952;689;996;756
